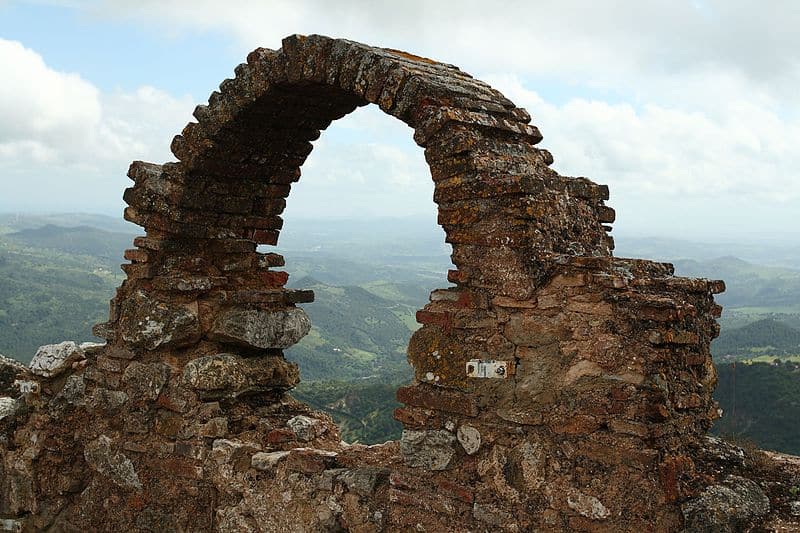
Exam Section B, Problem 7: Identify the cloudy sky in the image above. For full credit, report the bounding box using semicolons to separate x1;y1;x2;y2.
1;0;799;241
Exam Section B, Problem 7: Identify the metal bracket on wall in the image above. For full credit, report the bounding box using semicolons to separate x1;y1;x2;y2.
466;359;515;379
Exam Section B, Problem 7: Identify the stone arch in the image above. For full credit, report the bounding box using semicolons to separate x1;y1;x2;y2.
106;34;616;395
2;35;733;532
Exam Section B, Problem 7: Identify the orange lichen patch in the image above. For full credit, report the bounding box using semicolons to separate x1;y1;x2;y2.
385;48;441;65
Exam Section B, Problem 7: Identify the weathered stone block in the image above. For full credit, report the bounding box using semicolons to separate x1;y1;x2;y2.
29;341;83;378
400;429;456;470
54;375;86;405
117;291;200;350
84;435;142;490
88;388;129;412
505;315;571;347
338;467;389;497
456;425;481;455
198;417;228;438
251;450;290;471
122;362;171;402
209;307;311;349
681;475;770;532
397;385;478;417
287;415;320;442
0;397;18;422
182;353;299;398
285;448;338;474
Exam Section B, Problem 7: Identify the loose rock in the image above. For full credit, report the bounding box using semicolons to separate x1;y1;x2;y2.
681;475;770;532
0;397;18;421
456;425;481;455
287;415;319;442
567;490;610;520
29;341;83;378
400;429;456;470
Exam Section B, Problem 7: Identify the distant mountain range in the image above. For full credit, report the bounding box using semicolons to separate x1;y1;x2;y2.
615;234;800;270
6;224;136;261
4;213;800;448
673;257;800;314
0;212;137;235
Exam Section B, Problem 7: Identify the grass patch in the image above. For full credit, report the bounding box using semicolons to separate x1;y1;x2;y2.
346;348;378;362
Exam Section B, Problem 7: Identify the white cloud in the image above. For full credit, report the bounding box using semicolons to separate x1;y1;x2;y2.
83;0;800;106
286;105;432;218
0;38;101;163
0;38;193;211
488;75;800;208
98;85;194;163
65;1;800;223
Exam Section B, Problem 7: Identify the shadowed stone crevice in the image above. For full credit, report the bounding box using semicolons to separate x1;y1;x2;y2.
1;34;792;532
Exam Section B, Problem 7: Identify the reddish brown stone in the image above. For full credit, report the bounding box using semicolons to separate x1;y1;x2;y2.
396;385;478;417
127;494;146;511
447;269;469;284
437;479;474;503
285;449;337;474
550;415;602;435
259;270;289;287
123;248;150;263
393;407;441;429
659;455;695;503
415;310;453;331
161;457;203;479
266;428;295;444
250;229;279;245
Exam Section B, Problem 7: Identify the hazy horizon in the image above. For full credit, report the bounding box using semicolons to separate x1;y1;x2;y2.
5;210;800;272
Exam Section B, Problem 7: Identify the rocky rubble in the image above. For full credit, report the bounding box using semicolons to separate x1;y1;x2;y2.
1;34;797;532
0;354;25;395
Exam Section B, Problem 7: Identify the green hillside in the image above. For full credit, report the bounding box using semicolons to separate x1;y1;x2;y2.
0;237;119;360
713;361;800;455
5;216;800;448
674;256;800;313
293;379;404;444
712;318;800;358
7;224;135;260
286;276;420;382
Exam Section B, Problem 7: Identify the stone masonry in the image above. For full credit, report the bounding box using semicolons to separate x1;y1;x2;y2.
2;35;798;532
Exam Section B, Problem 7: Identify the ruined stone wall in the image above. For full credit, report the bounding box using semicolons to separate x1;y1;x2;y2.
0;35;792;532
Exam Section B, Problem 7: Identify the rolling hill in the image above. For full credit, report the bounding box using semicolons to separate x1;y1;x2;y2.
285;276;421;382
6;224;135;261
712;318;800;358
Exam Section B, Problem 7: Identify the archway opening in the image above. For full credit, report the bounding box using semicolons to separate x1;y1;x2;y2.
273;104;452;444
114;34;584;459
